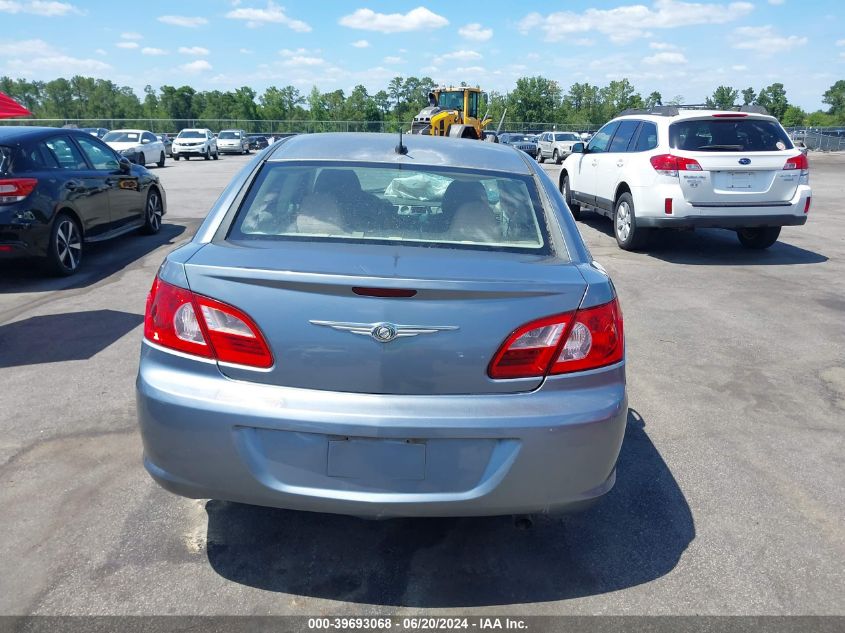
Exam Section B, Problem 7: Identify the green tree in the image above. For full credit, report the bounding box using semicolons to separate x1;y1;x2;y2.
706;85;739;110
781;105;806;127
822;80;845;119
509;76;561;123
599;78;642;118
741;87;756;106
645;91;663;108
756;83;789;120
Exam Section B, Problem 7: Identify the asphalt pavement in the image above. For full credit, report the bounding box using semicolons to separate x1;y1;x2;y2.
0;150;843;615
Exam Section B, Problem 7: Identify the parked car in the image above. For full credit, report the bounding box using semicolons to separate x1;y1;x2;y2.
81;127;108;139
171;128;218;161
103;129;166;168
137;133;627;518
0;126;166;275
537;131;582;164
217;129;250;155
498;133;538;157
247;134;269;150
157;133;173;157
559;107;812;250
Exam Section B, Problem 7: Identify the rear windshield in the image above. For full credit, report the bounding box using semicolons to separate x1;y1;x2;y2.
227;162;551;254
103;131;139;143
0;146;12;174
669;118;793;152
218;131;241;139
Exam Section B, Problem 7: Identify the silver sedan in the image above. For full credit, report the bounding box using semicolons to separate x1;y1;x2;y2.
136;133;627;518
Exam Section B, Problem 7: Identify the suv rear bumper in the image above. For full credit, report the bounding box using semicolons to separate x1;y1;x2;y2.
634;183;811;229
638;214;807;229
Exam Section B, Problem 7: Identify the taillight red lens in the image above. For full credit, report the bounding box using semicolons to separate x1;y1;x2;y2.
650;154;702;177
804;196;811;213
144;277;273;368
0;178;37;204
784;154;809;171
711;113;748;118
488;299;624;379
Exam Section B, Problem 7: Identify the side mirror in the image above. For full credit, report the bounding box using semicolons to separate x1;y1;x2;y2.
118;157;132;172
572;142;586;154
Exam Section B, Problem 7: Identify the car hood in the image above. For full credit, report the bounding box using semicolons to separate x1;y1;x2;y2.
107;141;141;151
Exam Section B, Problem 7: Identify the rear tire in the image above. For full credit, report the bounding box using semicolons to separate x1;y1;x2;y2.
157;152;165;168
48;212;82;276
537;150;545;164
737;226;781;249
560;174;581;220
614;192;650;250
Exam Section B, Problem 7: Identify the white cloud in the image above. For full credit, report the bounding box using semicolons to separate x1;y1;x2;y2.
141;47;168;56
339;6;448;33
0;1;82;16
285;56;324;66
116;41;139;49
642;51;688;64
5;55;110;75
0;38;54;56
225;1;311;31
178;46;210;56
519;0;755;43
157;15;208;28
383;56;404;64
458;23;493;41
767;0;785;4
121;32;143;40
732;64;748;71
732;25;806;55
239;48;253;53
836;39;845;46
649;41;678;50
351;39;370;48
180;59;212;73
95;48;106;55
432;50;482;66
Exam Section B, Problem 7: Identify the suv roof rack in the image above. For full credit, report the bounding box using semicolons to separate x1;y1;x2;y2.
619;103;770;117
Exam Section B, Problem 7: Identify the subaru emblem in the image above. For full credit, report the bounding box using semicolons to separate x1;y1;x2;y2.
739;158;751;165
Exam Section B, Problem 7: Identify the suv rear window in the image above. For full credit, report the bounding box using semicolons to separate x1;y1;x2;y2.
670;118;793;152
227;163;551;254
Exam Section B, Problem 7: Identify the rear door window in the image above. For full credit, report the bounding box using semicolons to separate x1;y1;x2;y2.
44;137;87;170
669;118;793;151
227;163;553;255
587;121;619;153
608;120;640;152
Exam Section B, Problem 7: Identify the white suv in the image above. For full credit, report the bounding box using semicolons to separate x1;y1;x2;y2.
559;107;812;250
537;131;582;164
217;129;250;154
172;128;218;161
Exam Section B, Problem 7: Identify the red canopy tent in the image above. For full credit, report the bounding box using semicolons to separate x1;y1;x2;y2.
0;91;33;119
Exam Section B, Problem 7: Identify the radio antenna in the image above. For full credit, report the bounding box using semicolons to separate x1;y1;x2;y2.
395;128;408;155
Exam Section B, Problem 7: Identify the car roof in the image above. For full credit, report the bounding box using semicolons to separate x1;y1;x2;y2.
0;126;93;143
615;110;778;124
267;132;533;174
108;129;148;133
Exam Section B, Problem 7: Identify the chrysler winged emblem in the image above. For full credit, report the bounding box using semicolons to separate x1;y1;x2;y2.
309;320;458;343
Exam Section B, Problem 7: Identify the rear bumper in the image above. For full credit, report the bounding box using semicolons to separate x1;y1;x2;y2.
639;214;808;229
635;183;811;229
0;220;50;258
136;342;627;518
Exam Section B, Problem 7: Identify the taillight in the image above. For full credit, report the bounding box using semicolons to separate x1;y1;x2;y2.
711;113;748;118
488;298;624;379
0;178;37;204
144;277;273;369
804;197;811;213
784;154;809;171
650;154;703;177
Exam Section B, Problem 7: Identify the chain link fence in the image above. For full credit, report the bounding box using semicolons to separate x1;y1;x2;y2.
784;127;845;152
3;118;599;135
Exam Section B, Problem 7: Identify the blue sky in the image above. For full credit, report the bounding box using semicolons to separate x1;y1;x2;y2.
0;0;842;110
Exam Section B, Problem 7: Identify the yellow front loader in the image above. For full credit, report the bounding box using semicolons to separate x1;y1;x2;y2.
411;87;493;140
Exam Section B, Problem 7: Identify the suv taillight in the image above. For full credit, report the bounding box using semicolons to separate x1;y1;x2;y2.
144;277;274;369
0;178;37;204
784;154;809;171
650;154;703;177
488;298;624;379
